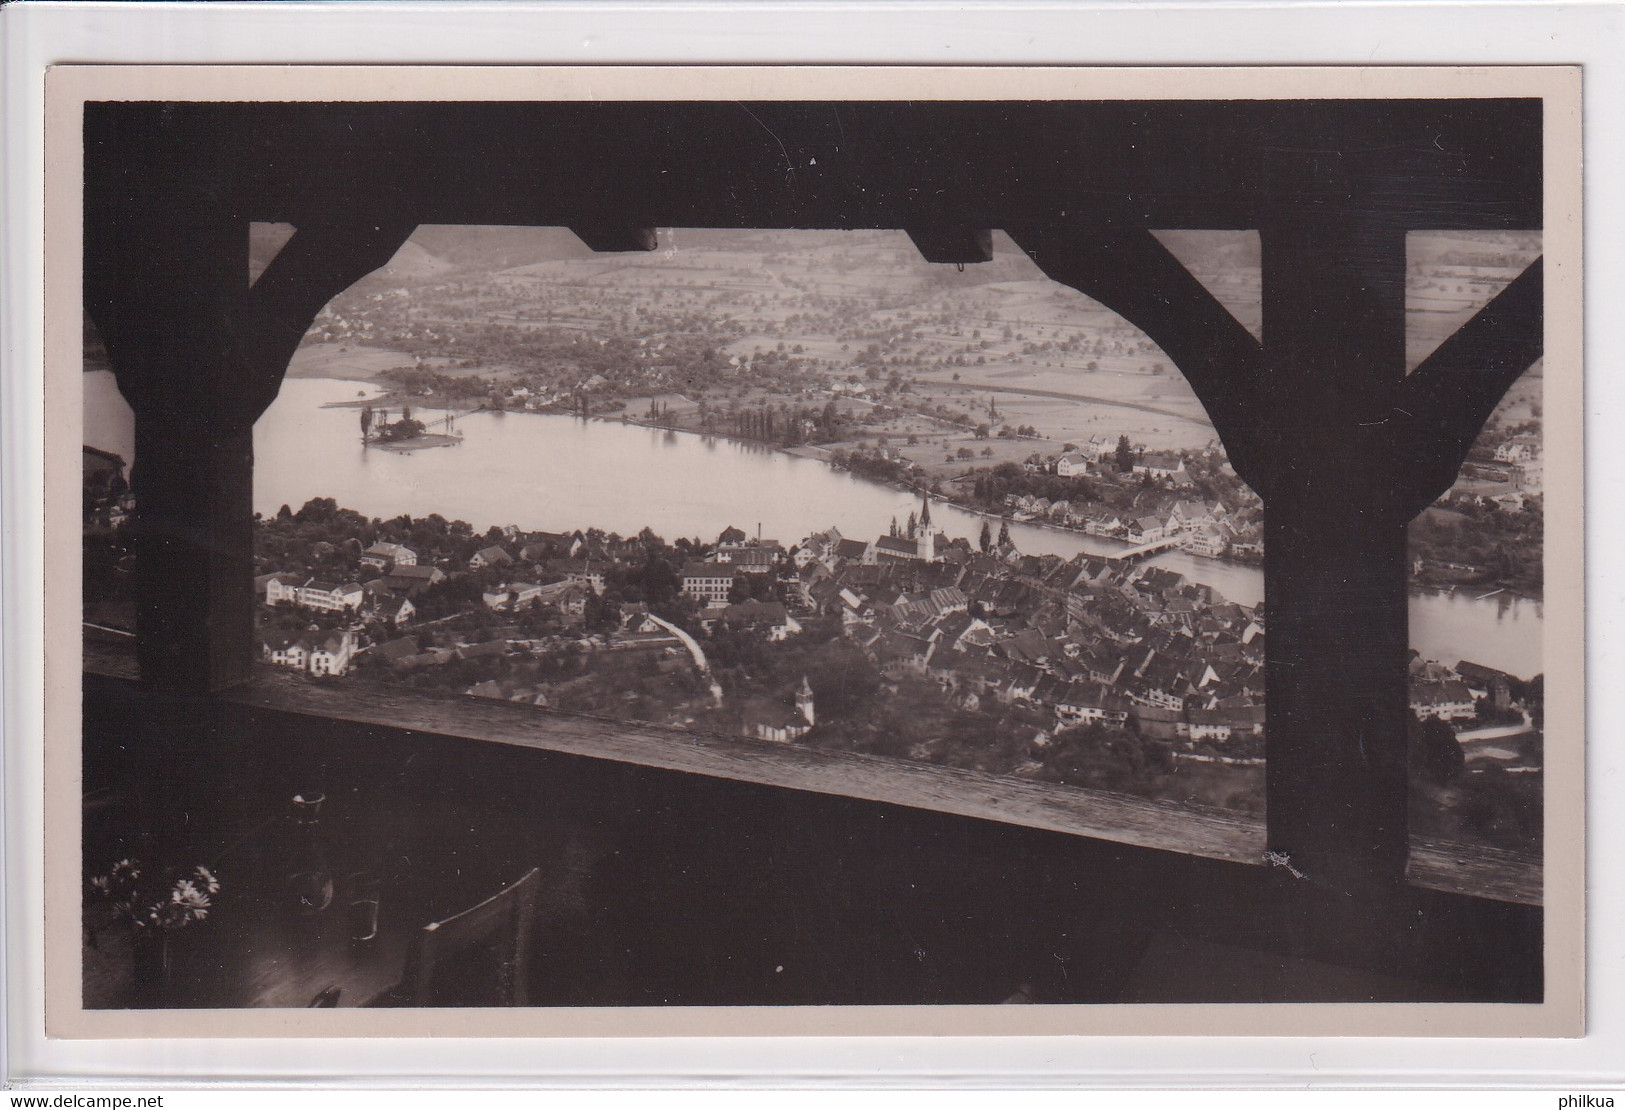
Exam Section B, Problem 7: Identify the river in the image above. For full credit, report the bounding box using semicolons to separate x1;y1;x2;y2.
83;371;1544;677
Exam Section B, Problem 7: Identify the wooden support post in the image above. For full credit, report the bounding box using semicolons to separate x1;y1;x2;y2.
1259;223;1411;892
1010;223;1539;893
129;414;258;692
88;207;258;695
87;121;417;693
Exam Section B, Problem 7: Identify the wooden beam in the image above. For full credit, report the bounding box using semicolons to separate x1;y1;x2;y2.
905;228;993;265
570;226;659;253
87;100;1544;233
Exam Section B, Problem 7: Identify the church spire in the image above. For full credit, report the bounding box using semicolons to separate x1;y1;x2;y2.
917;495;938;563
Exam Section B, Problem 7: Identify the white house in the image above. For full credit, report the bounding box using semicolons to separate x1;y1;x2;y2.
531;579;588;612
1127;515;1169;544
380;564;447;595
1180;525;1230;558
1053;684;1130;727
621;610;666;635
560;563;606;595
260;632;309;671
507;582;544;608
261;628;354;677
297;579;365;613
1410;680;1476;721
1133;452;1188;480
1167;500;1216;532
831;538;875;566
1129;684;1186;712
479;581;547;611
368;592;415;626
263;573;304;607
1512;458;1543;493
269;577;364;613
1186;710;1233;743
682;563;735;607
309;630;356;677
551;583;591;618
714;600;803;642
1083;510;1123;537
468;545;514;570
1493;435;1539;464
360;542;417;571
743;677;817;743
713;545;777;574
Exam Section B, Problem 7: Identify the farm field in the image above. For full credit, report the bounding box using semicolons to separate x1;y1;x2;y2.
239;225;1544;494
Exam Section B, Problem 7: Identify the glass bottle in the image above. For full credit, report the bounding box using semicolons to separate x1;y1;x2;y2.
283;792;334;915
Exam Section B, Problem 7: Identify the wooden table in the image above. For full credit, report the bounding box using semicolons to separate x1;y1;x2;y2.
84;886;413;1009
84;793;446;1009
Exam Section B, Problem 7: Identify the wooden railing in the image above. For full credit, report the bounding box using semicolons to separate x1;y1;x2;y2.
84;637;1539;907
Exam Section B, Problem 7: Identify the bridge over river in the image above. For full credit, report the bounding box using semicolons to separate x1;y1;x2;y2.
1102;533;1186;562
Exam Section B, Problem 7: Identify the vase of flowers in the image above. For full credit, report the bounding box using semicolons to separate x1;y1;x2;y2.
89;859;220;1006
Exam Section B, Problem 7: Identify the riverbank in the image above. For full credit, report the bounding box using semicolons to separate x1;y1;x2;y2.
1412;581;1544;606
369;432;462;452
784;437;1267;571
625;425;1042;547
536;409;1548;607
285;344;414;381
288;340;1199;486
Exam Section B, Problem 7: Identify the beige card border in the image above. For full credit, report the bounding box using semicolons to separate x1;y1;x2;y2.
42;63;1584;1040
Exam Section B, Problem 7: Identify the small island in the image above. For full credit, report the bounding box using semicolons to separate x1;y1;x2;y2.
360;402;462;452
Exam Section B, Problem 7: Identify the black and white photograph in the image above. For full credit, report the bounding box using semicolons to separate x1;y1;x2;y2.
52;65;1582;1036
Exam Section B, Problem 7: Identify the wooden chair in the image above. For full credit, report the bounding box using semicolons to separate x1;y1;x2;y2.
397;867;542;1007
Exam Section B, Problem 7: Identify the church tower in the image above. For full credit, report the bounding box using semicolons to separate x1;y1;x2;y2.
796;675;816;726
918;494;938;563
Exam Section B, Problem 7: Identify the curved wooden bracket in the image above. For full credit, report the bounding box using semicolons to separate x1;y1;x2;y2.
1007;227;1271;497
242;219;419;421
89;215;417;431
1392;259;1544;520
